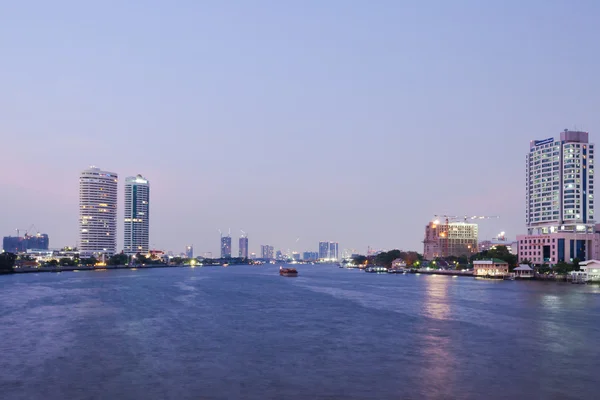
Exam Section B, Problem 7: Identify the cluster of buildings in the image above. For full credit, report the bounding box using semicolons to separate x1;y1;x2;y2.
79;167;150;258
423;129;599;268
2;233;50;253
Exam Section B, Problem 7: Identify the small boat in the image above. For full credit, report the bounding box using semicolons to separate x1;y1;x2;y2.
279;266;298;277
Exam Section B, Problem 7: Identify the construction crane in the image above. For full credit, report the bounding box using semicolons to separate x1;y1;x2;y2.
15;224;39;238
432;215;500;258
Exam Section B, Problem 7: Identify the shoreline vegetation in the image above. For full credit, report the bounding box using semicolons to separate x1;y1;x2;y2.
0;245;591;284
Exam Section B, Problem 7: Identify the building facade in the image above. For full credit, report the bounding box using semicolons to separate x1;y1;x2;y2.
185;245;193;259
318;241;339;261
516;232;599;265
221;235;232;258
2;233;49;253
423;221;478;260
239;236;248;259
124;174;150;255
303;251;318;261
519;130;598;265
526;131;595;235
79;167;118;257
261;245;274;259
473;259;509;277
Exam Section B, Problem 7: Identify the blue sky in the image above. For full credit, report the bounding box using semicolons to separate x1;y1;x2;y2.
1;0;599;255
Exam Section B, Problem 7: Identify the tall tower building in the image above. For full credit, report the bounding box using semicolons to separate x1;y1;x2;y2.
185;245;194;259
221;235;232;258
79;167;118;257
261;245;274;259
318;241;339;261
518;130;597;266
239;235;248;259
526;130;595;234
124;174;150;255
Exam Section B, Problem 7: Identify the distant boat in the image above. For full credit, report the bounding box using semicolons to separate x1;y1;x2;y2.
279;266;298;277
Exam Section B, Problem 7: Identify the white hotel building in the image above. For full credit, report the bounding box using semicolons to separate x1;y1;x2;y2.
79;167;118;257
124;175;150;255
517;130;599;265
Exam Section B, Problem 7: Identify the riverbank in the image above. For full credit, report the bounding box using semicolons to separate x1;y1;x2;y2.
11;263;197;274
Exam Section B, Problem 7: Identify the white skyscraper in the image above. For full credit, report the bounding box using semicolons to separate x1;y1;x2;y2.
79;167;118;257
124;174;150;255
526;130;595;234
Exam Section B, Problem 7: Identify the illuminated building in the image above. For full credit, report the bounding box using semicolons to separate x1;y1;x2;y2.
79;167;118;257
526;131;595;234
318;241;339;261
239;235;248;259
473;259;509;277
261;245;274;259
221;235;232;258
124;174;150;255
185;245;193;259
423;221;478;260
2;233;49;253
303;251;318;261
518;130;599;265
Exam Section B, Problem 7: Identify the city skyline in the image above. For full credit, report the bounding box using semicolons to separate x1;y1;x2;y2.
2;2;599;255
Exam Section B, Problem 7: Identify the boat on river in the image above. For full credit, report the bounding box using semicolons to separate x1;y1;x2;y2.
279;266;298;277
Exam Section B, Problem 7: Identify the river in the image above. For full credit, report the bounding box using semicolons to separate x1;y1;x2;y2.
1;264;599;399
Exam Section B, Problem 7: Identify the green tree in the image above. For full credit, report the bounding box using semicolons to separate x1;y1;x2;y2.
108;253;128;265
554;261;575;275
537;263;551;274
0;252;17;272
59;257;76;266
134;253;148;264
80;256;97;266
375;250;402;268
352;255;368;265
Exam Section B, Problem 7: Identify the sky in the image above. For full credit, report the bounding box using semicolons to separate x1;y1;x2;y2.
1;0;600;256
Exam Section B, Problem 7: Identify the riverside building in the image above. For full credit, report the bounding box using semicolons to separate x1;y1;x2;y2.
239;235;248;259
221;235;232;258
123;174;150;255
423;221;478;260
318;241;339;261
79;167;118;257
517;130;599;265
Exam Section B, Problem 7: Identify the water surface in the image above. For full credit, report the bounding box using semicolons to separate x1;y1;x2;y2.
1;265;599;399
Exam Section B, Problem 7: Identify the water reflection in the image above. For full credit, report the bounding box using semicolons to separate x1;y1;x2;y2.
423;275;451;320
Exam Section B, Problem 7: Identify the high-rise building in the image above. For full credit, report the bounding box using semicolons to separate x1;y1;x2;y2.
185;245;194;259
239;235;248;259
79;167;118;257
303;251;318;261
221;235;232;258
124;174;150;255
261;245;274;259
2;233;49;253
526;131;595;234
518;130;598;265
423;221;478;260
318;241;339;261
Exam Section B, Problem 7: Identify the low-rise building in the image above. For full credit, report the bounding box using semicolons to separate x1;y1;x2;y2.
391;258;406;268
513;264;533;278
516;232;600;266
473;259;509;277
574;260;600;282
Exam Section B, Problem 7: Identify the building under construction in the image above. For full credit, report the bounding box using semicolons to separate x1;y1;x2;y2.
423;221;478;260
